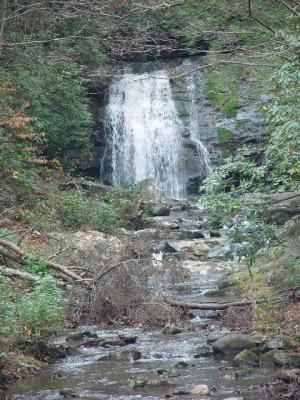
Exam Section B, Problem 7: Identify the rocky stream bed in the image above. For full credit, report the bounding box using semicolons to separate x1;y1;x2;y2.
4;204;300;400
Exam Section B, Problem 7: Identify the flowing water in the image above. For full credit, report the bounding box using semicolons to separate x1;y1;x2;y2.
104;70;186;199
103;64;211;199
4;62;278;400
6;208;277;400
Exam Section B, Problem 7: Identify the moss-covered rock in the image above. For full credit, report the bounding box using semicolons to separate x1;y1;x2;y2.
272;351;300;367
261;350;300;367
66;331;98;341
212;334;256;355
162;324;183;335
129;377;171;389
233;350;257;367
277;369;300;383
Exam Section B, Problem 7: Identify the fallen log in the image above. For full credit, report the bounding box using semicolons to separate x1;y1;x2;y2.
0;266;39;282
167;299;252;310
0;266;67;287
0;237;83;283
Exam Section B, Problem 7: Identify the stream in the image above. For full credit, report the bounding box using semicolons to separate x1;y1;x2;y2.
6;207;278;400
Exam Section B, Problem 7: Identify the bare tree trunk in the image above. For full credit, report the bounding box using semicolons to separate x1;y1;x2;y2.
0;0;7;57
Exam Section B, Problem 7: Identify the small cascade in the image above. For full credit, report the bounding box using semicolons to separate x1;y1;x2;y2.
104;70;186;199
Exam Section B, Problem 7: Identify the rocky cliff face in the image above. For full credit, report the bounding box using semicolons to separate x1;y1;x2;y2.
83;56;267;195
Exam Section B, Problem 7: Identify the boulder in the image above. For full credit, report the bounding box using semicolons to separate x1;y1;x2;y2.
137;178;172;216
152;241;177;254
272;351;300;367
180;230;205;239
150;204;171;217
162;324;183;335
261;350;300;367
145;217;179;230
59;389;78;398
66;331;98;341
261;336;295;353
190;384;210;396
129;377;171;388
193;345;214;358
207;336;223;345
233;350;257;367
212;334;256;355
278;214;300;238
168;240;210;258
131;228;159;242
276;369;300;383
264;191;300;225
174;361;189;369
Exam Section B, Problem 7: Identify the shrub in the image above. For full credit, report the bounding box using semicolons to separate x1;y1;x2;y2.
90;202;121;234
0;276;65;344
57;192;88;229
18;276;65;339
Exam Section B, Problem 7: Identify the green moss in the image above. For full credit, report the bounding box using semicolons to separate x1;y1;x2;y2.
224;97;240;117
217;128;233;142
205;71;240;117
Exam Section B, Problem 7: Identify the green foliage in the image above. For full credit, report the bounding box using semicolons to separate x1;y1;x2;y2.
47;185;146;233
18;276;65;338
285;259;300;286
203;147;267;195
217;128;233;143
0;276;65;343
57;192;88;229
103;186;144;229
26;258;49;276
202;55;299;274
263;58;300;190
89;202;122;234
13;54;93;167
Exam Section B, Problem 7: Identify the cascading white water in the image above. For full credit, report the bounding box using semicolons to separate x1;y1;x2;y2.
104;70;186;199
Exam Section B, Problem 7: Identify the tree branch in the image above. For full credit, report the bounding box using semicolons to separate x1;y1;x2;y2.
248;0;276;34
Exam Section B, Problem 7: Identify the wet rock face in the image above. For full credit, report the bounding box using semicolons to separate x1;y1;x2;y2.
212;334;256;355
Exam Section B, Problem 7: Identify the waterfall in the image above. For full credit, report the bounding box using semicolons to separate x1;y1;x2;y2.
104;70;186;199
103;63;212;198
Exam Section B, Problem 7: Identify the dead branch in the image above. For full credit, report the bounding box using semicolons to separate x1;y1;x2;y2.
248;0;276;34
0;236;84;282
0;265;67;287
0;265;39;282
167;299;253;310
